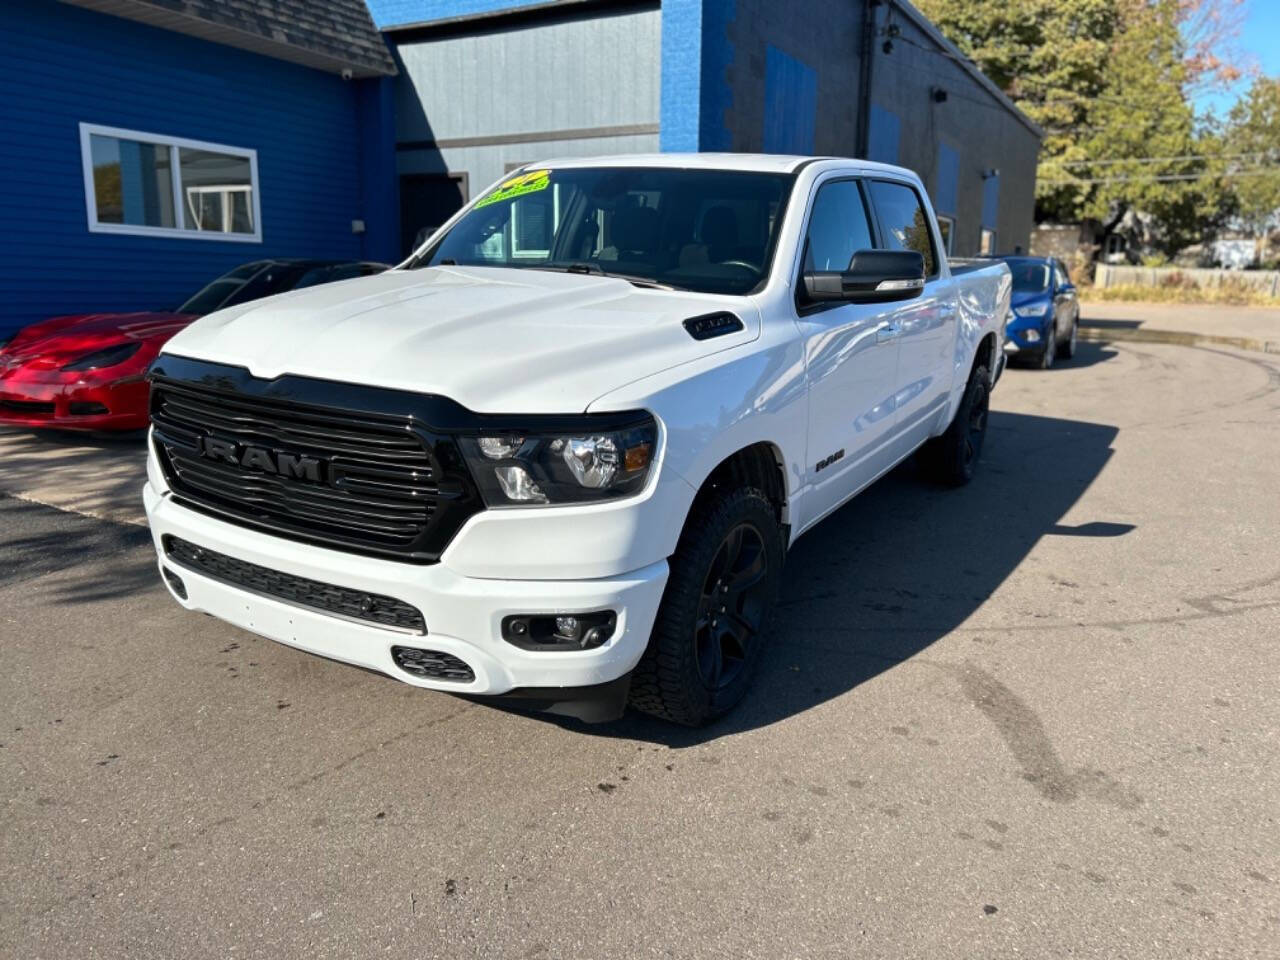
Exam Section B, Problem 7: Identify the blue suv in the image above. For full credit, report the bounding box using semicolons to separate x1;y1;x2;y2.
1001;256;1079;369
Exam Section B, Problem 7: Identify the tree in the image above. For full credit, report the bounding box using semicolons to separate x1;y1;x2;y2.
1223;76;1280;242
915;0;1241;254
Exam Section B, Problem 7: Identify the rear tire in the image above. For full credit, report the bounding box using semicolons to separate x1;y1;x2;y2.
920;363;990;487
629;487;783;726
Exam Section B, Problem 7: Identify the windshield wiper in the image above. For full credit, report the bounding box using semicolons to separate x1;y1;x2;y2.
547;262;680;291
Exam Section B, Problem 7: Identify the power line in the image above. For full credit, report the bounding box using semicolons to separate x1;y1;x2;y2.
1040;168;1280;186
1047;152;1273;168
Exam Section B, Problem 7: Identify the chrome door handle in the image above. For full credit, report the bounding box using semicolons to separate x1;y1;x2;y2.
877;322;899;344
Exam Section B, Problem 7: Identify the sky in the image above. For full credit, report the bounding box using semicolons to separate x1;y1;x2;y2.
1193;0;1280;119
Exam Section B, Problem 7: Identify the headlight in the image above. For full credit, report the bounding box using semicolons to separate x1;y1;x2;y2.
458;414;657;506
1013;305;1049;319
61;342;141;371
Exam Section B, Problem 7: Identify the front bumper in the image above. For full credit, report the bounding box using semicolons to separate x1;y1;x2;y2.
0;372;148;430
1003;317;1051;355
143;483;669;712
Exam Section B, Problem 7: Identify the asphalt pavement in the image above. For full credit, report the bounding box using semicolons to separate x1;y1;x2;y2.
2;336;1278;958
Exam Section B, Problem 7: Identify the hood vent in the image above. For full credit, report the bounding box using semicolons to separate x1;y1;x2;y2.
683;312;744;341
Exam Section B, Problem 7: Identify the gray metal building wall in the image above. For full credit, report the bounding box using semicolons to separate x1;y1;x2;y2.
387;0;1039;258
721;0;1041;256
392;3;661;199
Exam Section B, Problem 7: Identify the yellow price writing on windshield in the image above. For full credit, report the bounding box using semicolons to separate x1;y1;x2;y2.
475;169;551;209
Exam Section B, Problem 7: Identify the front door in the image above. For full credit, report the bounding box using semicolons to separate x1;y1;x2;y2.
795;178;903;530
399;173;468;258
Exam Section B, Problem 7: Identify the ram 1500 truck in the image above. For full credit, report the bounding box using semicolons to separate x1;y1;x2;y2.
144;155;1010;726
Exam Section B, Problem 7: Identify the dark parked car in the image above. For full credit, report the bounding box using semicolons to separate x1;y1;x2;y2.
0;259;389;431
1000;256;1079;369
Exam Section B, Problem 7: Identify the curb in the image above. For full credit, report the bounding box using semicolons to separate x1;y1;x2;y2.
1079;323;1280;356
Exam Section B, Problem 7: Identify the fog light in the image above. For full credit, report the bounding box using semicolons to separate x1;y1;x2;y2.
502;611;617;651
1024;328;1041;343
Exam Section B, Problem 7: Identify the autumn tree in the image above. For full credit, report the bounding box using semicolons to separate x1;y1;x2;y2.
915;0;1243;253
1222;76;1280;245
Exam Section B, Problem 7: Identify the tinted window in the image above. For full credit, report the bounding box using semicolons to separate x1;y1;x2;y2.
869;180;937;277
802;180;874;272
1006;261;1050;293
416;167;795;296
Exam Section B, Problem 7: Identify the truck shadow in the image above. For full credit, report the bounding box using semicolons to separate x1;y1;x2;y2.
587;409;1127;745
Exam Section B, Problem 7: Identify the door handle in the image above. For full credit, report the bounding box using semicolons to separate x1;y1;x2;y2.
877;322;899;344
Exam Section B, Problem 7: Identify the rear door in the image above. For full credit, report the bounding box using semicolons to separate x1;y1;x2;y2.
865;178;956;451
794;177;903;528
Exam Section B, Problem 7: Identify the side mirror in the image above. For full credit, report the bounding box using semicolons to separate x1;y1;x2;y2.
803;250;926;304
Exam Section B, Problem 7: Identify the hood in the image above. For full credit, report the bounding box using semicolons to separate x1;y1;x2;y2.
160;267;760;413
1010;289;1051;311
2;312;195;370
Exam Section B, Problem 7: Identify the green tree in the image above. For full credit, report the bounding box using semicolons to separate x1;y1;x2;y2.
1223;76;1280;239
915;0;1238;254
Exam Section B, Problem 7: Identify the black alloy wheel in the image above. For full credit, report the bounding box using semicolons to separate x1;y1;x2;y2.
694;522;769;691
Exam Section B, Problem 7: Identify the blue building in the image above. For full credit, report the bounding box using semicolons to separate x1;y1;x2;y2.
1;0;1040;337
0;0;399;337
375;0;1041;260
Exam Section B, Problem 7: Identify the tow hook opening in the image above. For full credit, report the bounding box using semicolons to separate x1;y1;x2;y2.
161;566;187;600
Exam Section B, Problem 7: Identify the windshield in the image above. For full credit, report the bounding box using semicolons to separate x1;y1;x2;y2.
177;262;321;315
1007;261;1051;294
411;167;796;296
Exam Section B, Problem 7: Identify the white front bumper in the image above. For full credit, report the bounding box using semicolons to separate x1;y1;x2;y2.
143;484;668;697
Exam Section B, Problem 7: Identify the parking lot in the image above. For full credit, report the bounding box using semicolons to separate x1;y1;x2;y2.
2;335;1278;958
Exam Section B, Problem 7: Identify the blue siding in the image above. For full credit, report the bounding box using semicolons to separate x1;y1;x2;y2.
0;0;393;336
763;46;816;154
660;0;735;152
935;143;959;215
867;104;900;164
982;174;1000;229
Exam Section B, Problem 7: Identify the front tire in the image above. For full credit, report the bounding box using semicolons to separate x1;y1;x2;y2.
629;488;784;726
920;363;990;487
1057;317;1078;360
1039;324;1056;369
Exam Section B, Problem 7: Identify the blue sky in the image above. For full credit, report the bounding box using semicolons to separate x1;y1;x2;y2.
1194;0;1280;119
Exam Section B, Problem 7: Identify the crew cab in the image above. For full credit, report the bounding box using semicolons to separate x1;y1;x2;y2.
143;155;1010;726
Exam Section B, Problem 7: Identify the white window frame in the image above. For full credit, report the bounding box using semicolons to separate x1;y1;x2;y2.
79;122;262;243
936;214;956;255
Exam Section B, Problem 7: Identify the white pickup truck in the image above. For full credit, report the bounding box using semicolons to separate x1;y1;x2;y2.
144;154;1010;726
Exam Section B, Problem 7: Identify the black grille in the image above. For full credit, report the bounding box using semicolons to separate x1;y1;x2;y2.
149;358;482;563
165;535;426;633
0;398;55;414
391;645;475;683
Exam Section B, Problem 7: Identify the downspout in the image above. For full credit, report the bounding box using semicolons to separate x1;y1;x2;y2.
856;0;879;158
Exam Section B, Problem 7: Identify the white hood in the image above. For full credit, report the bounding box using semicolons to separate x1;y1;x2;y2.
161;266;758;413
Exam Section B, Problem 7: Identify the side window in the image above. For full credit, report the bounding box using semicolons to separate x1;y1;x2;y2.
802;180;874;273
868;180;938;277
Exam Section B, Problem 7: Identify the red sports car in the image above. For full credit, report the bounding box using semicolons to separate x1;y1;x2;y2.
0;259;387;431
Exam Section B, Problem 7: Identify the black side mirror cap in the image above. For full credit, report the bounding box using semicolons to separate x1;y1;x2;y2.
802;249;926;304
